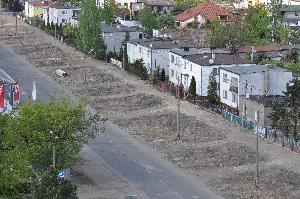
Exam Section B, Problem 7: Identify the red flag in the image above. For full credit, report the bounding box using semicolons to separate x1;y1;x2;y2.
0;82;4;111
13;82;20;105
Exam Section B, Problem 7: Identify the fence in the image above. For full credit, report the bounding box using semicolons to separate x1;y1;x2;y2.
151;79;300;154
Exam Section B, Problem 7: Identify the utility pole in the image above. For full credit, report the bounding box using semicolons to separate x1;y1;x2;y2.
122;45;125;70
0;0;2;29
15;13;18;34
176;76;181;140
244;80;248;119
255;110;260;188
84;50;86;82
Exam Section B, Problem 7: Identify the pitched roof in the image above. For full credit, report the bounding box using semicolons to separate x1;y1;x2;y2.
221;64;290;75
128;38;190;50
101;24;144;33
282;5;300;12
238;44;281;53
175;1;235;22
49;4;78;9
185;53;253;66
29;1;52;6
142;0;174;6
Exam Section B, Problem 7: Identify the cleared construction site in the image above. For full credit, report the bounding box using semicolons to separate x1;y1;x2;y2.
1;14;300;199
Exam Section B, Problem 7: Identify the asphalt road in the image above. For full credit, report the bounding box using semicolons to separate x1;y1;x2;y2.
0;42;223;199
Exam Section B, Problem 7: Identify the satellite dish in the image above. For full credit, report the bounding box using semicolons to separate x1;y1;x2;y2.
209;59;214;64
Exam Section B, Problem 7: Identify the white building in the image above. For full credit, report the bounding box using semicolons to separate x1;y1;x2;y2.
219;65;293;111
43;4;79;26
281;5;300;28
127;38;189;75
169;52;254;97
101;23;144;54
96;0;174;15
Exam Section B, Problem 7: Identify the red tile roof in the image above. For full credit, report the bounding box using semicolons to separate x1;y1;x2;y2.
29;1;52;6
238;44;281;53
175;1;235;22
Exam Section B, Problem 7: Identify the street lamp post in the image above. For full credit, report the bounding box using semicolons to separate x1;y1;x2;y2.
254;110;260;188
176;73;189;140
122;45;125;70
83;49;94;83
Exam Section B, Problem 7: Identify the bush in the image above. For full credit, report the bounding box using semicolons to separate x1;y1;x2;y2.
149;75;156;85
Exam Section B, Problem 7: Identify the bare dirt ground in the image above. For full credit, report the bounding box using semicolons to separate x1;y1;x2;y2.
1;15;300;199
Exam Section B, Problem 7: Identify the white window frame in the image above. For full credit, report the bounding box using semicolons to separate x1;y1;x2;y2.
223;73;228;82
171;69;174;77
223;90;228;99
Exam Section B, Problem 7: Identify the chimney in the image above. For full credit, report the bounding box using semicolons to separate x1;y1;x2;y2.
264;65;269;96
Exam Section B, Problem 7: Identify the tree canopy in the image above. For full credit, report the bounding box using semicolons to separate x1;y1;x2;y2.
0;99;101;197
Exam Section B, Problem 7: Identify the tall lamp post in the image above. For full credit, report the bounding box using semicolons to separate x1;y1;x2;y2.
83;49;94;83
176;73;189;140
254;110;260;188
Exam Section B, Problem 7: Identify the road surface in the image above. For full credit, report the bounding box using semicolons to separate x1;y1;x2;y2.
0;41;223;199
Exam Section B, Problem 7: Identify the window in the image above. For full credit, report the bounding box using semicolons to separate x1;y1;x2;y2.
223;90;228;99
147;50;150;57
296;12;299;16
232;93;237;102
171;55;174;63
62;10;67;15
231;77;238;87
213;68;218;76
175;71;178;79
184;61;186;69
171;70;174;77
184;75;188;84
242;105;247;116
190;64;192;71
62;19;67;23
139;47;141;53
223;73;228;82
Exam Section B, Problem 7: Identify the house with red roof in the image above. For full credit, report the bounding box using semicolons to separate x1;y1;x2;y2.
175;1;235;29
24;0;53;18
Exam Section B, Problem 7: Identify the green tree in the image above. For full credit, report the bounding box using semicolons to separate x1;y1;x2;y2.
157;14;175;29
269;79;300;141
207;72;219;104
33;169;78;199
138;6;159;35
268;0;284;42
286;48;299;64
174;0;203;12
100;0;118;23
160;68;166;82
189;76;196;104
0;99;102;197
76;0;106;60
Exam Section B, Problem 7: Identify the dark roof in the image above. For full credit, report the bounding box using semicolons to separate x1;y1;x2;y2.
101;24;144;33
128;38;190;50
171;48;229;56
241;95;284;106
176;1;235;22
282;5;300;12
184;53;253;66
142;0;174;6
221;64;290;75
30;1;52;6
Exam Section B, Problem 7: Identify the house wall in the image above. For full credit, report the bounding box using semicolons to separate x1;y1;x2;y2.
104;31;141;54
28;5;46;18
48;8;79;26
284;11;300;18
219;68;240;109
169;52;184;85
196;15;206;25
268;69;293;95
179;18;194;28
152;49;170;75
238;96;268;126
